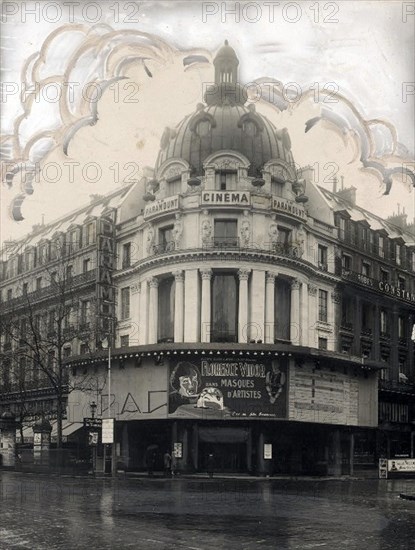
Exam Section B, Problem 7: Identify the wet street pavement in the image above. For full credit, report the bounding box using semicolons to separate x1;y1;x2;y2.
1;472;415;549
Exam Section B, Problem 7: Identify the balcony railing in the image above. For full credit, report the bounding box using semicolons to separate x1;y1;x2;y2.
1;269;96;311
149;239;304;258
379;379;415;393
151;242;176;255
212;237;240;249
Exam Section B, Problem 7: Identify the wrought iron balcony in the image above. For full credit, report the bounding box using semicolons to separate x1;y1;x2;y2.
1;269;97;311
213;237;240;249
379;379;415;393
151;242;176;255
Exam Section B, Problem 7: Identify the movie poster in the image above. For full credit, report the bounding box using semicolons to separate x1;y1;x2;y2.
168;357;287;419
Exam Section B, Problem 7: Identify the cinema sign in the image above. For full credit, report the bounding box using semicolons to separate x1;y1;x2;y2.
201;191;250;206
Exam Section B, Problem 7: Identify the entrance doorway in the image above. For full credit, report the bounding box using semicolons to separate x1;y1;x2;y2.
197;425;249;473
199;442;247;472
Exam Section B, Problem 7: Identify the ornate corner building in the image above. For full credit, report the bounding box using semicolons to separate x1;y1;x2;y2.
1;42;414;474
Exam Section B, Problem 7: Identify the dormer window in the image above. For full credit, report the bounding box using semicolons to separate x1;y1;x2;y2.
378;235;385;258
271;178;284;197
85;222;96;246
166;176;181;196
243;120;257;137
215;170;237;191
396;244;401;265
196;119;211;137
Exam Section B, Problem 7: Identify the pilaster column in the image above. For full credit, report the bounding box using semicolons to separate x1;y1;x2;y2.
300;281;309;346
173;270;184;343
238;268;251;343
353;295;361;356
139;280;149;345
200;268;212;343
148;277;159;344
290;279;301;345
265;272;276;344
330;290;341;352
391;305;400;382
308;284;317;347
131;282;141;345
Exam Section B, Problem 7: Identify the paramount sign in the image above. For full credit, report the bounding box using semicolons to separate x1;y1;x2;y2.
201;191;250;206
144;196;179;219
271;198;307;220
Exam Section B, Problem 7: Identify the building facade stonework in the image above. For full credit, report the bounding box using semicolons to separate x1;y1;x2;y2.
1;42;414;474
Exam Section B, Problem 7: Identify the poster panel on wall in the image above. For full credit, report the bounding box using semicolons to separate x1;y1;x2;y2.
168;357;287;419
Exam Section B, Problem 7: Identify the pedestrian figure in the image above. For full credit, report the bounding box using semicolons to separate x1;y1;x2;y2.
164;451;172;477
147;449;157;477
207;453;214;478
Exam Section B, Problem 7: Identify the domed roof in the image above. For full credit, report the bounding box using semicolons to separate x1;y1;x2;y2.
156;103;294;176
214;39;239;63
155;41;294;177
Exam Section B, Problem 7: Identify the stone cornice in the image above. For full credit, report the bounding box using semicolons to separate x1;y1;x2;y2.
113;247;341;283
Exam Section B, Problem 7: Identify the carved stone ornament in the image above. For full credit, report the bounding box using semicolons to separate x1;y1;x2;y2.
173;270;184;283
131;282;141;295
239;217;251;248
238;268;251;281
200;268;213;280
308;284;317;296
172;213;183;250
149;276;159;289
146;224;155;254
201;215;213;245
164;166;182;180
268;222;279;244
291;279;301;290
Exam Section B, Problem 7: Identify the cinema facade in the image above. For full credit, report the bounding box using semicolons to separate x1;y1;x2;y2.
63;42;415;476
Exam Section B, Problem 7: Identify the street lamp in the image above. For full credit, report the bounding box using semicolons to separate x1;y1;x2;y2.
90;401;97;420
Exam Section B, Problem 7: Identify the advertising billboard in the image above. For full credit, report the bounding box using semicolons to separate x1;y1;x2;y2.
168;357;287;419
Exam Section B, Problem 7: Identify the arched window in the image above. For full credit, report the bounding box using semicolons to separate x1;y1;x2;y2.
243;120;257;137
271;177;284;197
196;120;211;137
274;278;291;341
158;276;175;342
211;272;238;342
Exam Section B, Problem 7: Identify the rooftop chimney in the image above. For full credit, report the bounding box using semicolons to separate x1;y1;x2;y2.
387;210;408;230
335;185;357;206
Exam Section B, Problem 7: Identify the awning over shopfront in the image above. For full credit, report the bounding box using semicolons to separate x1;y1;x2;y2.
16;421;83;443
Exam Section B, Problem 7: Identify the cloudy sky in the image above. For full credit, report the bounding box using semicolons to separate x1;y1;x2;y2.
1;0;414;244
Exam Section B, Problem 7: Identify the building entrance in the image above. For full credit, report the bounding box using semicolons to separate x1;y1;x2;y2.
199;441;247;472
197;424;250;473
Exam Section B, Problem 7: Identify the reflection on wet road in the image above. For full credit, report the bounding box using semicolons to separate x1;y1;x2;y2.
1;473;415;549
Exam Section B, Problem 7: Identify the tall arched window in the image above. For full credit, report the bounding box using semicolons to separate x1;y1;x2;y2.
274;278;291;341
211;272;238;342
158;276;175;342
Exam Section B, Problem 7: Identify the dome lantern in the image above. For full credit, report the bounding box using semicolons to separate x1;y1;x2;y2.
214;39;239;85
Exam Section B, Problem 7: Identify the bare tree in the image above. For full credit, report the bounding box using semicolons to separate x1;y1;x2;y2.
0;238;103;449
